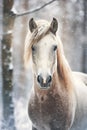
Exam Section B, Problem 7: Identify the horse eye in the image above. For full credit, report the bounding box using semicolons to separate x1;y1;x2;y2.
32;45;36;51
53;45;57;51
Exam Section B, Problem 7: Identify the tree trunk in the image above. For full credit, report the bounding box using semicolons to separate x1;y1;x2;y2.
2;0;16;129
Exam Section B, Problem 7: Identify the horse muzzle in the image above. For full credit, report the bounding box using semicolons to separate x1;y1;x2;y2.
37;75;52;89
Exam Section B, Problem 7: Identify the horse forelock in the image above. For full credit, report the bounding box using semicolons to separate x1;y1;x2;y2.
24;20;54;67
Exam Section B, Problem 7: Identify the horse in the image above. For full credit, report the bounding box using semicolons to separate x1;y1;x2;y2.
24;18;87;130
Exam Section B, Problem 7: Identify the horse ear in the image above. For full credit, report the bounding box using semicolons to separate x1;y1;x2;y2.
29;18;37;32
50;18;58;34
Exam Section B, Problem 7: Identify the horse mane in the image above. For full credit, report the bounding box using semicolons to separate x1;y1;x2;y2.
24;20;73;87
56;38;73;87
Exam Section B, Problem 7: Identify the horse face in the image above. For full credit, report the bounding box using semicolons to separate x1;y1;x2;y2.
31;34;58;89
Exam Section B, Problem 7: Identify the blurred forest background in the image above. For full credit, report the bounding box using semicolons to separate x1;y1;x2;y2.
0;0;87;130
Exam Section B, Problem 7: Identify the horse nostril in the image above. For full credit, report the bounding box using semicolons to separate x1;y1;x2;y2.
37;75;52;87
46;75;52;84
37;75;43;84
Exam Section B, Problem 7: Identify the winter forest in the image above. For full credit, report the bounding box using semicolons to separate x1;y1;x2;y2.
0;0;87;130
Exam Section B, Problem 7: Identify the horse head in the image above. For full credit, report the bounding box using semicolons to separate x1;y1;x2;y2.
29;18;58;89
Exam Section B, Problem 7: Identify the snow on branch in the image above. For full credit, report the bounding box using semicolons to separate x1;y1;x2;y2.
11;0;57;17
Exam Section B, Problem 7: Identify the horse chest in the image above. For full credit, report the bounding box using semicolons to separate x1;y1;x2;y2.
28;93;71;130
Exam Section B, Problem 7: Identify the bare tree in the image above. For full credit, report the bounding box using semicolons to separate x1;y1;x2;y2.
2;0;16;129
12;0;57;17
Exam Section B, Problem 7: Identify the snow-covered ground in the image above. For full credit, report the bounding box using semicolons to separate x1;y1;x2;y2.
13;96;32;130
13;67;33;130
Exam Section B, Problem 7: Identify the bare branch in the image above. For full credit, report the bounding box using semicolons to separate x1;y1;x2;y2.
12;0;57;17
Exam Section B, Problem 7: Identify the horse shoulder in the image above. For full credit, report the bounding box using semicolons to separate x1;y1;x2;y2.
72;71;87;105
71;71;87;130
73;71;87;86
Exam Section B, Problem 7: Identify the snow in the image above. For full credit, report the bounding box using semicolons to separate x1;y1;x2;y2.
13;97;32;130
12;67;33;130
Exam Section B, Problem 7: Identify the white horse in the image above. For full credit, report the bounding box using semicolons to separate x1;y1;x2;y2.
24;18;87;130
